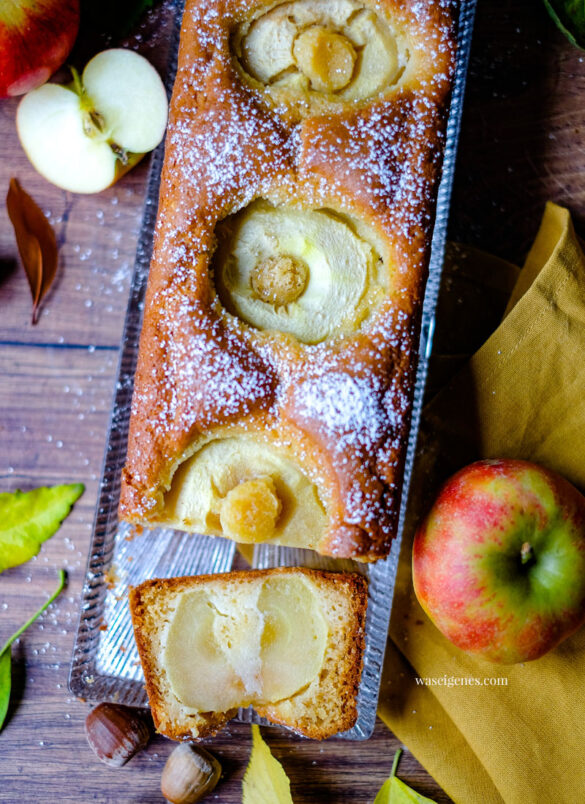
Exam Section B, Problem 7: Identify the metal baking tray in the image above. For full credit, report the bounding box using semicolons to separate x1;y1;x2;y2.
69;0;477;740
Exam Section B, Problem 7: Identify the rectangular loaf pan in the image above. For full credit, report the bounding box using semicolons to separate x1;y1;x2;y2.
69;0;477;740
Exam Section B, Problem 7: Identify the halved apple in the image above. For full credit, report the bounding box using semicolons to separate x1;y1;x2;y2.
258;575;328;701
164;590;249;712
16;49;168;193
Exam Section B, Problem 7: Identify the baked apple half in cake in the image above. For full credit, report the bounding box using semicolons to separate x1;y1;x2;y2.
233;0;408;117
213;200;388;344
162;573;328;711
162;435;326;549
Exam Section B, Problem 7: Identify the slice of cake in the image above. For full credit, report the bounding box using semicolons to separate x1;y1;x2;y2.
130;567;368;739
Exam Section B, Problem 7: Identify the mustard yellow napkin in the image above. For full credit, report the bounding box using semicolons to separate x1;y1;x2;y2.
378;203;585;804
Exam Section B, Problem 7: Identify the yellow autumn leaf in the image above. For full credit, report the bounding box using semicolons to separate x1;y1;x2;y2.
374;749;438;804
242;724;294;804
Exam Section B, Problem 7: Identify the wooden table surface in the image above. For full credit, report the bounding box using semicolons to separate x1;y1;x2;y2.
1;0;584;802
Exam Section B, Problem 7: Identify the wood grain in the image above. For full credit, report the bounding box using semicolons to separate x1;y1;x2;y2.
1;0;584;801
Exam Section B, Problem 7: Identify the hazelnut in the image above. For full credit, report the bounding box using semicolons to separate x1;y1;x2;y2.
85;702;151;767
161;743;221;804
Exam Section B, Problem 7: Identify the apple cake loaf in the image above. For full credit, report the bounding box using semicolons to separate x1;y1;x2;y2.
119;0;456;560
130;567;368;739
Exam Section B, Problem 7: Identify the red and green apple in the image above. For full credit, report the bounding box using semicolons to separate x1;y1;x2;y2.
0;0;80;98
16;48;168;193
412;459;585;663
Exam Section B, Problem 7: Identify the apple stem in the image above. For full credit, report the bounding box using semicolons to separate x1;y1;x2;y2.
110;143;129;166
70;66;84;98
521;541;535;565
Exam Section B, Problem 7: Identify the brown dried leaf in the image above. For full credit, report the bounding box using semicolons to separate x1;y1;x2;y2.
6;178;59;325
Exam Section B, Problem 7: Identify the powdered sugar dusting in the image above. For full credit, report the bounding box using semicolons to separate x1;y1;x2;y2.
140;295;276;436
294;372;388;454
292;370;392;532
121;0;458;557
168;85;295;224
299;95;448;272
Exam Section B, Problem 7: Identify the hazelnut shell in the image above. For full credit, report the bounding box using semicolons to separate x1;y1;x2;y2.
161;743;221;803
85;702;151;767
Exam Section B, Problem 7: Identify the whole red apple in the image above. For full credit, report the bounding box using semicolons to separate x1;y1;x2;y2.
0;0;80;98
413;459;585;663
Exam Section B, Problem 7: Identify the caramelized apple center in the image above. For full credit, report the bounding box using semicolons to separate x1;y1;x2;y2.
250;254;309;306
293;27;356;92
219;476;282;543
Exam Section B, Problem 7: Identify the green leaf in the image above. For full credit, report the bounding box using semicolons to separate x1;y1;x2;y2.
0;649;11;731
543;0;585;49
242;725;294;804
374;750;438;804
0;484;84;573
0;570;66;733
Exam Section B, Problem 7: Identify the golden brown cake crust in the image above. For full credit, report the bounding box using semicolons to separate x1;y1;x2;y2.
120;0;457;560
129;567;368;740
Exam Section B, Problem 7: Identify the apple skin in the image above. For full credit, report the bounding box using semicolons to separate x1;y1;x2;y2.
0;0;80;98
412;459;585;664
